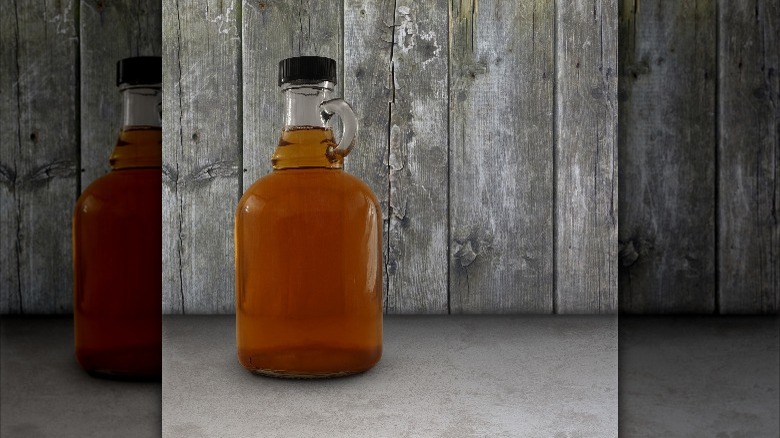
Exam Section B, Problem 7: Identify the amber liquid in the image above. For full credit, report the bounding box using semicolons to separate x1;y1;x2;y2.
235;127;383;377
72;128;161;379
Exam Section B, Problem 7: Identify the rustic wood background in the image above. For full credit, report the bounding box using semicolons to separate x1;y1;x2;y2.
1;0;162;314
160;0;618;314
1;0;776;315
619;0;779;314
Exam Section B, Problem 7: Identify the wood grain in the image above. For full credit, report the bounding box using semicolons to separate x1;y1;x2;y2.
382;1;449;314
0;0;79;314
717;0;779;313
449;0;555;313
343;0;395;311
162;0;242;314
242;0;343;187
80;0;162;187
618;0;717;313
556;0;618;313
0;0;21;313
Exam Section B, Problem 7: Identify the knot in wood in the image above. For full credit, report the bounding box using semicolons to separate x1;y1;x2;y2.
619;240;639;267
455;240;478;268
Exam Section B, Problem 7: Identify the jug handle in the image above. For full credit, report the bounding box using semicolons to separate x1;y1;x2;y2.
320;98;358;161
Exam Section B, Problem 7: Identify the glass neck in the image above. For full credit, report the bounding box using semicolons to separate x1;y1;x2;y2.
273;81;341;170
120;85;162;129
282;81;333;128
110;84;162;170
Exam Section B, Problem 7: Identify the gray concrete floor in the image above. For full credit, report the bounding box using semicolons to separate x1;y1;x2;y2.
5;315;773;437
162;315;618;437
0;317;161;438
619;316;780;437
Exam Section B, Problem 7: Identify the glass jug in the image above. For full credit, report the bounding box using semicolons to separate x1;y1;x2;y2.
72;56;162;379
235;56;383;378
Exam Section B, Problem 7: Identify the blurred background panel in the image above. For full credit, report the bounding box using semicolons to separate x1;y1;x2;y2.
1;0;79;314
1;0;162;314
619;0;779;314
1;1;162;437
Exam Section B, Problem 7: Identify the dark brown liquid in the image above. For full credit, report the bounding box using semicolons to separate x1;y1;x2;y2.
235;127;383;377
72;128;161;379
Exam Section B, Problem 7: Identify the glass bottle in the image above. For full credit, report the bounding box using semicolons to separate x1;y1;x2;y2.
235;56;383;378
72;57;162;379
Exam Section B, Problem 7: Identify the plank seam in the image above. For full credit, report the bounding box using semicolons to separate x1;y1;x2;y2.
135;0;143;56
551;0;558;315
714;0;721;314
75;0;81;197
237;1;243;198
384;0;398;314
446;0;452;315
175;0;186;314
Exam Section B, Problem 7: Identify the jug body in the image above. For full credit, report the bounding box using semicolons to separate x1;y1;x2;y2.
235;57;383;377
72;57;162;379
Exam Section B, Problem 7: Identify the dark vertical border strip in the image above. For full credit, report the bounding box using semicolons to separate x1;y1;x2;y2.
551;0;558;315
714;0;721;315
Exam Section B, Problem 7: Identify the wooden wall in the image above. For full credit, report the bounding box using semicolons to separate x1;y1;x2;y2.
618;0;779;314
161;0;618;314
1;0;161;314
2;0;775;315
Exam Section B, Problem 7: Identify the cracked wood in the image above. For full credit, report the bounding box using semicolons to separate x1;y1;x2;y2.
386;1;449;313
162;0;242;314
343;0;395;312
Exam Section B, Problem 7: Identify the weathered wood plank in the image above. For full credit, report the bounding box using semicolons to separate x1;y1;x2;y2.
718;0;779;314
162;0;241;314
556;0;618;313
618;0;717;313
80;0;162;187
0;0;79;314
380;1;449;314
0;0;22;313
242;0;343;187
343;0;395;312
449;0;554;313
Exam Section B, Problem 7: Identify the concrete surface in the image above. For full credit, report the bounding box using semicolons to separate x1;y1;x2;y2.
619;316;780;437
4;315;775;437
0;317;160;438
162;315;618;437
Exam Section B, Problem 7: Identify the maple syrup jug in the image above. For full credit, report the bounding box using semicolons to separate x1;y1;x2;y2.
235;56;383;378
72;57;162;379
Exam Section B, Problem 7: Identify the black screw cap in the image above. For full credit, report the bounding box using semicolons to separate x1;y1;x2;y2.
279;56;337;86
117;56;162;86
